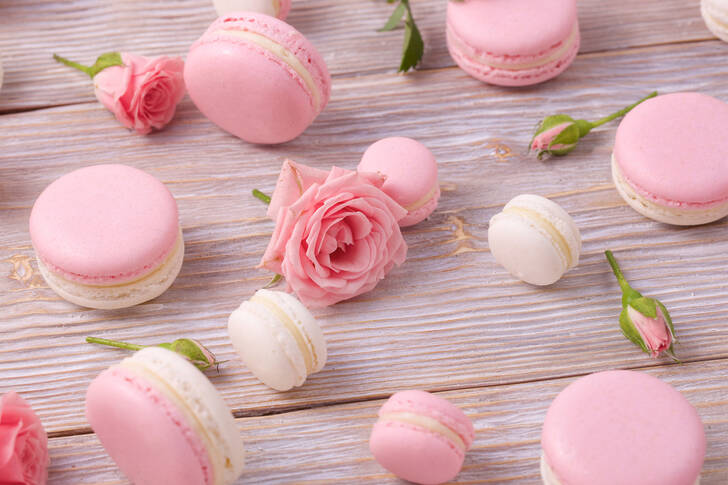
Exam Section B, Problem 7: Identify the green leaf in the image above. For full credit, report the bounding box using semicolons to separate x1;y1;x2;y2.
380;2;406;31
399;7;424;72
53;52;123;78
629;297;658;319
619;309;649;353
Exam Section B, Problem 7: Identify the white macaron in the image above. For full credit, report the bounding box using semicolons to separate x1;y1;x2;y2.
488;194;581;286
701;0;728;42
227;289;327;391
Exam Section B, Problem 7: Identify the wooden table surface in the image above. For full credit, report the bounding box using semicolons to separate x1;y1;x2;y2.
1;0;727;483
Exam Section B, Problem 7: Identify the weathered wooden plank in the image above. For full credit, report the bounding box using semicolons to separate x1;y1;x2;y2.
46;359;728;484
1;40;728;434
0;0;714;111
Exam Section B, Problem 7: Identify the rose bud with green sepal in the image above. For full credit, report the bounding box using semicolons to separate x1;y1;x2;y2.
605;250;678;360
530;91;657;159
86;336;221;371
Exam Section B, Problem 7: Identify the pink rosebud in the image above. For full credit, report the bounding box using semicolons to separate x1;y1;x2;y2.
530;121;577;152
627;305;672;358
259;163;408;307
0;392;49;485
53;52;185;134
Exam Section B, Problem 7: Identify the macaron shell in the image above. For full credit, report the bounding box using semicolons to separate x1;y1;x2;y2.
398;185;441;227
702;0;728;42
370;420;465;485
86;366;213;485
212;0;291;19
29;164;179;284
614;92;728;206
541;370;706;485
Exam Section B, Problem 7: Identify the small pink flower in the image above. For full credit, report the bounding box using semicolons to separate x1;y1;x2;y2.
530;122;574;152
0;392;49;485
260;161;408;307
54;52;185;134
627;305;673;358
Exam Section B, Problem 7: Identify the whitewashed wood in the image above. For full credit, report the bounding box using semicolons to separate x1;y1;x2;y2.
2;40;728;435
0;0;714;111
46;360;728;484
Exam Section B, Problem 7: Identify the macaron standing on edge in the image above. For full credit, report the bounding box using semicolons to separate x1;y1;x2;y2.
29;164;185;309
370;390;475;485
541;370;706;485
212;0;291;19
228;289;327;391
86;347;245;485
446;0;580;86
612;92;728;226
488;194;581;286
358;137;440;227
701;0;728;42
185;12;331;145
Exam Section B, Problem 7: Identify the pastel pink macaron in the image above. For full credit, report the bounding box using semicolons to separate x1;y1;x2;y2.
212;0;291;19
29;164;184;310
541;370;706;485
370;390;474;484
86;347;245;485
613;92;728;225
358;137;440;227
446;0;580;86
185;13;331;145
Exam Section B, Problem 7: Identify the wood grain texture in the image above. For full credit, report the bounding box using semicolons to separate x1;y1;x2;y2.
0;0;714;111
46;359;728;484
2;40;728;435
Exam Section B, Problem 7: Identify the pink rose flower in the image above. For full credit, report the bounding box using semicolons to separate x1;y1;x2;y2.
0;392;49;485
94;53;185;134
260;160;408;307
530;121;575;152
627;305;673;358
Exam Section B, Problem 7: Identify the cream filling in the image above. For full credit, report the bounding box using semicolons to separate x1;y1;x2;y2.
219;29;320;110
120;360;224;485
503;206;573;267
404;184;438;212
251;293;316;374
379;412;466;452
451;24;578;71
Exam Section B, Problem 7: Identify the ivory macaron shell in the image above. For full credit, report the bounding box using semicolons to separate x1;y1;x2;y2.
488;194;581;286
212;0;291;19
701;0;728;42
85;347;245;485
228;289;327;391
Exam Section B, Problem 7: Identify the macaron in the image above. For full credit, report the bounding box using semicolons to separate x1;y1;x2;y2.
612;92;728;226
488;194;581;286
86;347;245;485
358;137;440;227
446;0;580;87
701;0;728;42
227;289;327;391
29;164;184;309
212;0;291;19
541;370;706;485
369;390;475;485
185;13;331;145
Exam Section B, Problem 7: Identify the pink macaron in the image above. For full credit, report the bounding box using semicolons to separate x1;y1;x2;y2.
185;13;331;145
86;347;245;485
612;92;728;225
369;390;474;484
446;0;580;87
358;137;440;227
29;164;184;309
541;370;706;485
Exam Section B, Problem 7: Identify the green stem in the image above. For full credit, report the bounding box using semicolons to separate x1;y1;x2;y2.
252;189;271;205
592;91;657;128
53;54;93;78
86;337;145;351
604;250;632;293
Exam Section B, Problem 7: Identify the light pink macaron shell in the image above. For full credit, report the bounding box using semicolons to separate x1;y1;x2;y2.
542;370;706;485
447;0;578;57
614;92;728;206
86;366;213;485
358;137;439;226
29;164;179;285
370;390;474;484
185;13;331;145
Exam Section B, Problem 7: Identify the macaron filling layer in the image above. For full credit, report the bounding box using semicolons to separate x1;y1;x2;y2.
250;292;317;374
378;412;467;452
502;206;573;267
447;22;578;71
404;184;439;212
217;28;321;111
